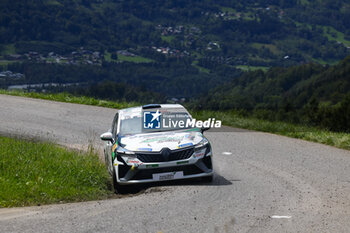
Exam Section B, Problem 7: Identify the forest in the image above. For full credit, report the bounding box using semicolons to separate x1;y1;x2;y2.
193;55;350;132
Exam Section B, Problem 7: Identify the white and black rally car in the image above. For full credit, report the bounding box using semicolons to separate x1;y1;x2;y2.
100;104;213;193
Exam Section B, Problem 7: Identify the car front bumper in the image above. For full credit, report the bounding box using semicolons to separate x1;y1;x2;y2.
114;154;213;185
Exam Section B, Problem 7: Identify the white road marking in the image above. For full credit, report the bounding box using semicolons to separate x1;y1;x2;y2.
270;215;292;219
222;152;232;155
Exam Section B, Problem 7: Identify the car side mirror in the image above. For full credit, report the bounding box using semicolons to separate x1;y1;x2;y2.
100;132;114;143
201;127;210;134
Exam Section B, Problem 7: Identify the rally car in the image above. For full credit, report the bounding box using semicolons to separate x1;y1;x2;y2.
100;104;214;193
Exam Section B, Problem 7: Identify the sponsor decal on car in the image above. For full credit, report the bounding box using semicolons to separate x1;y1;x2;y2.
193;148;207;158
114;160;123;166
127;159;143;166
127;160;140;164
185;128;201;132
120;131;204;152
141;136;184;144
184;134;195;140
137;147;152;151
193;151;205;158
112;144;118;160
177;142;193;148
152;171;184;181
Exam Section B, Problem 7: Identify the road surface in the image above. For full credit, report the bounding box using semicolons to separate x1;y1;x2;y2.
0;94;349;233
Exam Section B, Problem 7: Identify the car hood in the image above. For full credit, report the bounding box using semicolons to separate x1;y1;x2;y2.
120;130;204;152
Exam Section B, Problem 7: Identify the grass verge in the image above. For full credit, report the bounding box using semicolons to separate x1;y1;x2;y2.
0;89;138;109
0;136;112;207
192;110;350;150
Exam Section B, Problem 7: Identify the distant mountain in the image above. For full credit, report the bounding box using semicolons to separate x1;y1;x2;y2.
1;0;350;69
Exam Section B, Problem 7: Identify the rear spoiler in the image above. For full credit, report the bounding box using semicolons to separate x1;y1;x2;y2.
142;104;161;109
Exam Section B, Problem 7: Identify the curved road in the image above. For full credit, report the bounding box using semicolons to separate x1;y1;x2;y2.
0;94;349;233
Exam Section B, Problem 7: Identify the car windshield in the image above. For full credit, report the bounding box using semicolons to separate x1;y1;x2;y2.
119;111;193;136
119;116;143;135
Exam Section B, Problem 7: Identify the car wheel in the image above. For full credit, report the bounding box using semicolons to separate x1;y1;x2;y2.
202;174;214;183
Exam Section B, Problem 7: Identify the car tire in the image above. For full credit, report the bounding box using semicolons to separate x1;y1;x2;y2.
202;174;214;183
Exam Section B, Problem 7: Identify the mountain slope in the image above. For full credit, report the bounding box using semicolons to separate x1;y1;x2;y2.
194;55;350;131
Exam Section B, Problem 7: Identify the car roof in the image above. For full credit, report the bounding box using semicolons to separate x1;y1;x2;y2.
118;104;187;118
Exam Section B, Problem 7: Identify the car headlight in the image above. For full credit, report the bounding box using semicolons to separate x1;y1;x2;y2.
115;146;136;163
193;138;211;158
116;146;135;155
195;138;209;149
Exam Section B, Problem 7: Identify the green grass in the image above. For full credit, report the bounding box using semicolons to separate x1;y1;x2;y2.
322;26;350;47
192;51;204;59
161;35;175;43
192;110;350;150
117;54;153;63
104;51;153;63
0;90;138;109
0;60;18;66
192;60;210;73
251;43;280;55
45;57;56;63
294;22;350;47
1;44;16;55
236;65;269;72
220;7;237;13
311;57;339;66
45;0;63;6
242;11;255;21
0;136;112;207
300;0;310;5
104;51;116;62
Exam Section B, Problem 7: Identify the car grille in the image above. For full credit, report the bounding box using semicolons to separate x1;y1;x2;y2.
136;147;194;162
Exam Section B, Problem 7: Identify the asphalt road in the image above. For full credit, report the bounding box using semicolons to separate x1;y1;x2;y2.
0;94;349;233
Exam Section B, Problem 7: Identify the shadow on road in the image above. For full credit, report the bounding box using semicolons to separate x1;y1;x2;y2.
146;172;233;187
109;172;235;198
